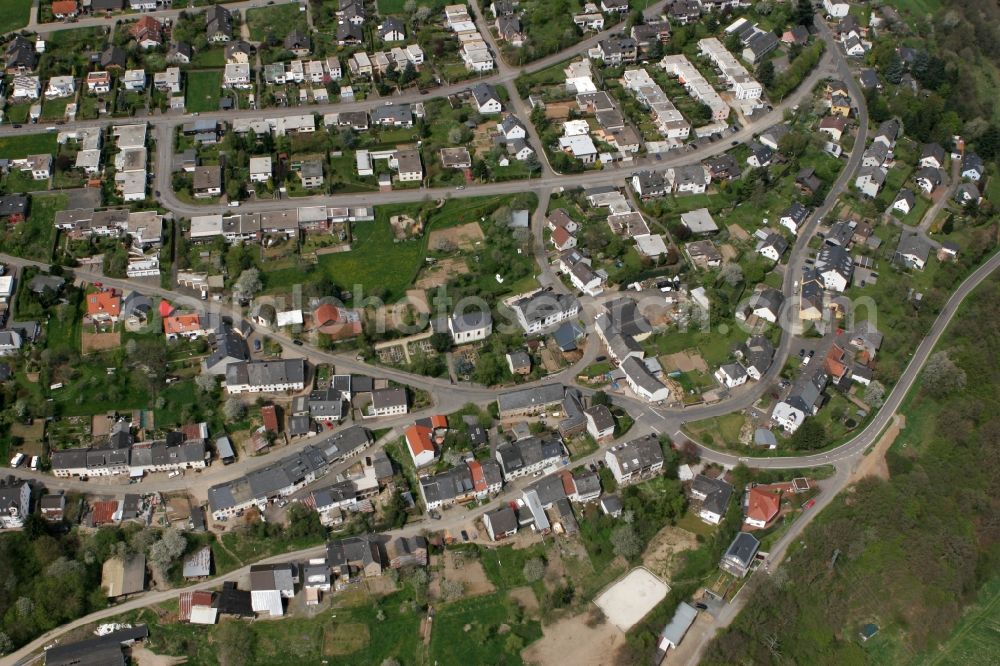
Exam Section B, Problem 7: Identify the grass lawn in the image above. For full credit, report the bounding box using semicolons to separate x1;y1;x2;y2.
377;0;407;11
898;196;932;226
273;207;426;301
185;70;222;113
220;529;325;564
154;379;198;427
0;0;32;34
675;508;720;538
0;133;57;159
684;412;747;449
266;194;535;302
645;323;746;367
3;168;50;194
190;48;225;68
51;361;151;417
246;3;307;42
478;542;549;590
892;0;943;17
0;193;63;261
42;97;72;121
430;593;542;665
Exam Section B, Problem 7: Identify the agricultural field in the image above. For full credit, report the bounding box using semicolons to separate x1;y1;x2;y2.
0;0;32;34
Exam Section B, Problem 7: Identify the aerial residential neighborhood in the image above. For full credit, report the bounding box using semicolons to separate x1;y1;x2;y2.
0;0;995;665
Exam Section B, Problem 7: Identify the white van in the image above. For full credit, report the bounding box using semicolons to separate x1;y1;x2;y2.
30;456;39;470
10;453;25;468
168;470;183;479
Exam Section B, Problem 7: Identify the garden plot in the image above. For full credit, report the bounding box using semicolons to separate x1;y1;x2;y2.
428;222;484;251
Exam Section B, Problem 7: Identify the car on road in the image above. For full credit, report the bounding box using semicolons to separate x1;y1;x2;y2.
461;530;469;541
595;355;607;362
731;140;739;146
803;499;816;510
292;339;304;346
154;190;160;197
456;185;465;190
12;124;21;128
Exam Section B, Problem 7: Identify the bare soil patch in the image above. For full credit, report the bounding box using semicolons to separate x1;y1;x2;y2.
662;350;709;374
389;214;421;240
720;244;738;262
852;413;904;482
131;646;187;666
82;330;121;354
522;612;626;666
414;257;469;289
727;224;750;241
508;586;539;612
10;421;45;455
406;288;430;314
642;525;699;581
441;548;496;597
544;101;574;120
428;221;484;251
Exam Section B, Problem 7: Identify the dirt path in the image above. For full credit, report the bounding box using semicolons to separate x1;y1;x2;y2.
850;413;905;482
131;646;187;666
522;612;626;666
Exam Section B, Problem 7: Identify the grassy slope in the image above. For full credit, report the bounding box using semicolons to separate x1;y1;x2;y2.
703;271;1000;665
